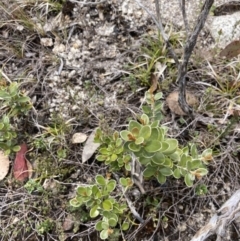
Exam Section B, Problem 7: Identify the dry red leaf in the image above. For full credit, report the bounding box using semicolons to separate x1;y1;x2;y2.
13;143;29;181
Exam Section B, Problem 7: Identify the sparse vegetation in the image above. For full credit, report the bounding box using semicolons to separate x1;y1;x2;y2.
1;0;240;240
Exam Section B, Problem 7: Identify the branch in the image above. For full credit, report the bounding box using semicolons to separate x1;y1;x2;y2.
191;189;240;241
177;0;214;116
178;0;190;36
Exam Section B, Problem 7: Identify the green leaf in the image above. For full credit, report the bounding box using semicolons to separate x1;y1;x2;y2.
0;123;4;130
110;153;118;162
95;175;106;185
106;180;116;192
122;222;130;231
108;218;117;227
100;229;109;240
92;185;102;199
115;138;122;147
142;105;151;114
190;144;198;158
184;173;195;187
139;156;151;165
154;92;163;100
151;152;165;165
99;148;109;155
179;154;188;168
169;151;181;162
125;162;131;171
189;160;202;170
129;120;142;132
90;205;100;218
96;221;103;231
12;145;21;152
159;167;172;176
151;120;160;128
102;220;109;230
140;114;149;125
154;102;163;111
156;173;166;184
17;96;30;103
69;198;82;207
148;127;159;140
139;125;151;140
173;168;181;179
0;90;10;99
161;139;178;155
135;136;144;145
182;146;189;155
139;149;155;158
103;211;118;222
102;199;113;211
120;130;132;141
120;177;128;187
144;140;162;152
143;166;156;177
96;155;107;161
162;158;173;167
128;142;141;152
77;186;92;197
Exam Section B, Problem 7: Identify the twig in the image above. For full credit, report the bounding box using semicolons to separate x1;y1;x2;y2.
178;0;190;36
69;0;107;5
177;0;214;116
0;69;12;83
191;189;240;241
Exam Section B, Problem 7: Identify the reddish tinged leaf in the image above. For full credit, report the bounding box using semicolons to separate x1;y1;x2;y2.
13;143;29;181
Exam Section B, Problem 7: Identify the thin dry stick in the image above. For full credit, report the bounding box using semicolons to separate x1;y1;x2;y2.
177;0;214;116
178;0;190;36
191;189;240;241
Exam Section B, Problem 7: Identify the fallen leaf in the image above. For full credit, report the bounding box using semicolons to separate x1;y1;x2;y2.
219;40;240;59
166;91;199;115
13;143;29;182
71;132;88;144
0;151;10;181
82;129;100;163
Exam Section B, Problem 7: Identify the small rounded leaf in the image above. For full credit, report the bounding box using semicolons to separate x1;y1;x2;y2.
144;140;162;152
106;180;116;192
173;168;181;179
96;221;103;231
139;125;151;140
100;230;109;240
95;175;106;185
90;205;100;218
184;173;195;187
122;222;130;231
102;199;113;211
159;167;172;176
120;130;132;141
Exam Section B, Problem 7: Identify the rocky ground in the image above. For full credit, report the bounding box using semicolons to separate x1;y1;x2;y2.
1;0;240;241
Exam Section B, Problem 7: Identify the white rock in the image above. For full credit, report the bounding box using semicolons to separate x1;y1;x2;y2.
40;38;53;47
208;12;240;48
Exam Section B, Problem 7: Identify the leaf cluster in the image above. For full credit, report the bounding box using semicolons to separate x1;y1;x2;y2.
70;175;129;240
0;82;32;154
